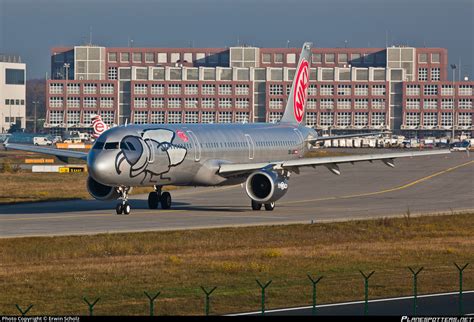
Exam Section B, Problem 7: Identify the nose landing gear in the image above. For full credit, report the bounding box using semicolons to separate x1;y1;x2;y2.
148;186;172;210
116;186;131;215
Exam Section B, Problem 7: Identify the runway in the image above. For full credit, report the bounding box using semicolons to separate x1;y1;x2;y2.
0;150;473;238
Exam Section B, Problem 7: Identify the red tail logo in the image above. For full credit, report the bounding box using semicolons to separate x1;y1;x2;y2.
293;59;309;123
91;115;108;138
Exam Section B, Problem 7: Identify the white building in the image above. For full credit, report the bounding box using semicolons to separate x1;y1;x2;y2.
0;54;26;133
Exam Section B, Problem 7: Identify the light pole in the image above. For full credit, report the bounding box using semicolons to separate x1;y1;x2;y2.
32;100;39;133
450;64;456;141
63;63;70;134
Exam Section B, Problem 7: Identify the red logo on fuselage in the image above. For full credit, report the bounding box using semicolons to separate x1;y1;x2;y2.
176;130;189;142
293;59;309;123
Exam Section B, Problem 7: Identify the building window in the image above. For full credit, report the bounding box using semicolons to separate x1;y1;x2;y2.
184;111;199;123
274;53;284;64
440;112;453;127
185;97;198;108
134;97;148;108
406;113;420;127
168;98;182;108
67;97;80;108
5;69;24;84
108;52;117;62
355;99;369;109
325;53;335;64
338;53;348;64
219;98;232;108
371;85;386;96
418;68;428;81
320;85;334;96
459;99;472;109
458;85;473;96
219;111;233;123
431;68;440;81
157;53;167;63
49;97;63;108
406;85;420;96
100;97;114;108
151;97;165;108
336;112;351;127
337;85;351;96
235;84;250;95
145;52;154;63
312;53;322;64
100;111;115;125
306;112;317;127
201;111;216;123
167;111;182;123
418;53;428;63
151;84;165;95
202;98;215;109
406;99;420;110
269;98;283;110
66;84;80;94
99;83;114;95
49;110;63;126
49;83;63;94
458;113;472;127
337;98;351;109
168;84;182;95
120;52;130;62
150;111;165;124
431;53;440;63
423;99;438;109
83;84;97;94
441;99;454;109
424;84;438;96
320;112;333;126
441;85;454;96
235;112;249;123
108;67;118;80
133;111;148;124
262;53;271;64
320;98;334;109
268;112;282;123
307;98;317;109
355;85;368;96
218;84;232;95
354;112;368;127
185;84;198;95
287;53;296;64
306;84;317;96
134;83;148;95
236;98;249;109
423;112;438;127
66;110;80;126
371;99;386;109
269;84;283;95
132;52;142;63
201;84;216;95
371;112;386;127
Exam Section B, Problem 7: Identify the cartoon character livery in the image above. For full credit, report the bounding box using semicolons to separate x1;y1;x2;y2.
4;42;450;215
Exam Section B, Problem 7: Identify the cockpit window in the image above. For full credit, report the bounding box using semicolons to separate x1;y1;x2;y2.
104;142;119;150
120;141;129;150
92;141;105;150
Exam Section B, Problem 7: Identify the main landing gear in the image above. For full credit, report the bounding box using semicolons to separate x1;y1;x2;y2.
148;186;172;210
116;186;132;215
251;200;275;211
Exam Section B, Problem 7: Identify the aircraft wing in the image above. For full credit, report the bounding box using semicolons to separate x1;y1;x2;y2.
4;142;88;161
218;149;451;176
307;131;390;143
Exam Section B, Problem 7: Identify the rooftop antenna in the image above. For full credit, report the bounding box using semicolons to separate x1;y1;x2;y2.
287;40;290;48
385;30;388;47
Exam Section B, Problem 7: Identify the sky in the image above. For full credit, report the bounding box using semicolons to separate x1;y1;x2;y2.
0;0;473;79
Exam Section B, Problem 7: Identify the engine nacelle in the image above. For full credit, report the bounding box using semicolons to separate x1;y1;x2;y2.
245;170;288;203
87;176;121;201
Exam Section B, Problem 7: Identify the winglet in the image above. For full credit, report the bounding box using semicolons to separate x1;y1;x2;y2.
280;42;312;125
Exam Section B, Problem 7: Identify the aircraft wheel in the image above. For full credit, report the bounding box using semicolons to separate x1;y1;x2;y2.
123;202;131;215
148;192;160;209
160;192;172;209
115;203;123;215
251;200;262;211
264;202;275;211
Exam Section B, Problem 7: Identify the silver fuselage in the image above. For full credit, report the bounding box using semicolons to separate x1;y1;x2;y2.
87;122;317;188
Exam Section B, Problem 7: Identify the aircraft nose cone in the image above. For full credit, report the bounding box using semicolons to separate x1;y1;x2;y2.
87;152;112;184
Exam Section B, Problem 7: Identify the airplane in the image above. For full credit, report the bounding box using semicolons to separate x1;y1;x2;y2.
4;42;450;215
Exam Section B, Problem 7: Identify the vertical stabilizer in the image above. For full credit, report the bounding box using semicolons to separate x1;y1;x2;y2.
91;114;109;138
279;42;312;125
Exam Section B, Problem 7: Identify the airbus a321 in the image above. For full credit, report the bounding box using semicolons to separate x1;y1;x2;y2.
5;42;450;215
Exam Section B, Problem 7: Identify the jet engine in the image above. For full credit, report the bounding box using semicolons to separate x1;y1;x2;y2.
87;176;121;201
245;170;288;203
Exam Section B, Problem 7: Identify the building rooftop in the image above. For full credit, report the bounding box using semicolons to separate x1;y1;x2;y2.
0;54;22;63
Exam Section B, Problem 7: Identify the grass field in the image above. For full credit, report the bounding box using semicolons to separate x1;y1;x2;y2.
0;214;472;315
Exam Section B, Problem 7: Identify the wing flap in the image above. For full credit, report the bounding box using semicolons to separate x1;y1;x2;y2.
4;143;88;160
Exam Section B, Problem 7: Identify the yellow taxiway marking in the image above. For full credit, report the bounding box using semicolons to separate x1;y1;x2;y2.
282;159;474;205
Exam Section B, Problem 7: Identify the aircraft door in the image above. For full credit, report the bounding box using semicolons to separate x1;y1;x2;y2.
293;128;304;157
187;130;201;162
245;134;255;160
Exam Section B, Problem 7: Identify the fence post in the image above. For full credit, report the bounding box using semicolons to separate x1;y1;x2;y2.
15;304;33;317
144;291;161;316
359;270;374;316
256;279;272;316
200;286;217;316
307;275;324;315
408;267;424;316
83;297;100;316
454;263;469;316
